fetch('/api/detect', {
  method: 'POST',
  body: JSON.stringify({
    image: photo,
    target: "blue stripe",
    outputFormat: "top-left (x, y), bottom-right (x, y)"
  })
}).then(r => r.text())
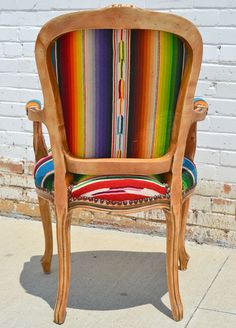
top-left (35, 158), bottom-right (54, 188)
top-left (183, 157), bottom-right (197, 185)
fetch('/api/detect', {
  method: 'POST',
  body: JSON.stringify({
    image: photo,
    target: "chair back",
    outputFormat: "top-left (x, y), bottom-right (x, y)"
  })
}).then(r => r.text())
top-left (52, 29), bottom-right (184, 159)
top-left (35, 6), bottom-right (202, 176)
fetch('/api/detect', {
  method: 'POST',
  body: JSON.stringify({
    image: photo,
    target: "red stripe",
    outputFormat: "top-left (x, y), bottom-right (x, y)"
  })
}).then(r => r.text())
top-left (91, 193), bottom-right (147, 201)
top-left (71, 178), bottom-right (167, 198)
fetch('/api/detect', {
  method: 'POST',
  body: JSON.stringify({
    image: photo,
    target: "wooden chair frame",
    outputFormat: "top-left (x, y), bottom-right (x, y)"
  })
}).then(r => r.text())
top-left (26, 4), bottom-right (208, 324)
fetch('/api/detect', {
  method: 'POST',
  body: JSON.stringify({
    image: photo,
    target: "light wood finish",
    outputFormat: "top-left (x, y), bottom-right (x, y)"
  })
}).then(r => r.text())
top-left (165, 206), bottom-right (183, 321)
top-left (65, 152), bottom-right (173, 175)
top-left (179, 198), bottom-right (190, 271)
top-left (38, 196), bottom-right (53, 273)
top-left (54, 204), bottom-right (71, 324)
top-left (25, 101), bottom-right (53, 274)
top-left (25, 4), bottom-right (208, 324)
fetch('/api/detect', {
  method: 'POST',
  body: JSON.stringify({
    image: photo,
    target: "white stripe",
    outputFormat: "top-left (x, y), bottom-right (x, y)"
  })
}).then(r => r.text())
top-left (81, 187), bottom-right (160, 198)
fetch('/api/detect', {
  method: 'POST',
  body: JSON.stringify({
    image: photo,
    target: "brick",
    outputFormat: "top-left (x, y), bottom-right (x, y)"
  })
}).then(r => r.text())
top-left (207, 98), bottom-right (236, 116)
top-left (197, 116), bottom-right (211, 132)
top-left (211, 197), bottom-right (236, 215)
top-left (202, 45), bottom-right (219, 63)
top-left (15, 201), bottom-right (40, 217)
top-left (18, 27), bottom-right (40, 42)
top-left (210, 116), bottom-right (236, 133)
top-left (0, 186), bottom-right (24, 201)
top-left (196, 163), bottom-right (217, 181)
top-left (186, 225), bottom-right (236, 248)
top-left (0, 131), bottom-right (33, 147)
top-left (35, 0), bottom-right (101, 10)
top-left (195, 148), bottom-right (220, 165)
top-left (0, 158), bottom-right (24, 174)
top-left (101, 0), bottom-right (145, 8)
top-left (220, 151), bottom-right (236, 166)
top-left (17, 58), bottom-right (37, 73)
top-left (0, 11), bottom-right (63, 27)
top-left (199, 26), bottom-right (236, 45)
top-left (215, 166), bottom-right (236, 183)
top-left (0, 117), bottom-right (23, 131)
top-left (146, 0), bottom-right (194, 9)
top-left (200, 64), bottom-right (236, 83)
top-left (198, 132), bottom-right (236, 150)
top-left (0, 73), bottom-right (40, 89)
top-left (21, 118), bottom-right (33, 133)
top-left (196, 180), bottom-right (236, 199)
top-left (0, 43), bottom-right (4, 56)
top-left (3, 173), bottom-right (35, 188)
top-left (0, 58), bottom-right (18, 72)
top-left (193, 0), bottom-right (236, 9)
top-left (22, 43), bottom-right (35, 57)
top-left (0, 145), bottom-right (34, 161)
top-left (190, 195), bottom-right (212, 212)
top-left (2, 43), bottom-right (22, 58)
top-left (195, 80), bottom-right (217, 97)
top-left (0, 58), bottom-right (37, 74)
top-left (219, 46), bottom-right (236, 63)
top-left (23, 188), bottom-right (38, 203)
top-left (0, 1), bottom-right (37, 10)
top-left (188, 211), bottom-right (236, 230)
top-left (24, 161), bottom-right (35, 175)
top-left (0, 199), bottom-right (15, 214)
top-left (216, 82), bottom-right (236, 99)
top-left (0, 87), bottom-right (42, 103)
top-left (175, 9), bottom-right (219, 26)
top-left (0, 27), bottom-right (18, 41)
top-left (219, 9), bottom-right (236, 26)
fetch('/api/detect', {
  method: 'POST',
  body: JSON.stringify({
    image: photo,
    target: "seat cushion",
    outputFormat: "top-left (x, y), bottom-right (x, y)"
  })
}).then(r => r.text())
top-left (34, 156), bottom-right (197, 203)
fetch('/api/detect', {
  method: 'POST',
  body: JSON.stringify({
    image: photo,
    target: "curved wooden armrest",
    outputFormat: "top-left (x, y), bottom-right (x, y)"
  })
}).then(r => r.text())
top-left (26, 99), bottom-right (44, 122)
top-left (192, 97), bottom-right (208, 122)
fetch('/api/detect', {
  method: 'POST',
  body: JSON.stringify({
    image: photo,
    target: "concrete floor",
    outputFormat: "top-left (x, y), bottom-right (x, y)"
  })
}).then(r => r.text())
top-left (0, 216), bottom-right (236, 328)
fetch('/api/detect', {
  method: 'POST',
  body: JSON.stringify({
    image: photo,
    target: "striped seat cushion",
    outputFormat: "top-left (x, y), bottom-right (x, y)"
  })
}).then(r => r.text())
top-left (34, 156), bottom-right (197, 203)
top-left (52, 29), bottom-right (184, 159)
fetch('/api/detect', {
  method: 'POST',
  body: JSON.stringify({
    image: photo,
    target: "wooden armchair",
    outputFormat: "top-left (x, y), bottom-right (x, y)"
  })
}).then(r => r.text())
top-left (25, 5), bottom-right (208, 324)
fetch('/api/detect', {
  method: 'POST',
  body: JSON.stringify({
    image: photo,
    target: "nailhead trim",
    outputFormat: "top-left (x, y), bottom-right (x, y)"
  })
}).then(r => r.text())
top-left (64, 182), bottom-right (173, 206)
top-left (68, 192), bottom-right (171, 204)
top-left (38, 182), bottom-right (197, 206)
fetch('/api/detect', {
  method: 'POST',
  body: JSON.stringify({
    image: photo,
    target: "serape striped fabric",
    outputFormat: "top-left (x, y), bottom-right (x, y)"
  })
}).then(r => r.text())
top-left (128, 30), bottom-right (183, 158)
top-left (34, 155), bottom-right (197, 202)
top-left (53, 30), bottom-right (113, 158)
top-left (112, 29), bottom-right (131, 158)
top-left (52, 29), bottom-right (184, 159)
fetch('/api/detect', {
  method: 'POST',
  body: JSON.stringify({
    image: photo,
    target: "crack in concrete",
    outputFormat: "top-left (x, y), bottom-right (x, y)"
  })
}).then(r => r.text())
top-left (198, 307), bottom-right (236, 316)
top-left (185, 256), bottom-right (229, 327)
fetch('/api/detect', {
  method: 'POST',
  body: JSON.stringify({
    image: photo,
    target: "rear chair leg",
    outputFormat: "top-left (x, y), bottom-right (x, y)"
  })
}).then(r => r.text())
top-left (179, 198), bottom-right (190, 271)
top-left (165, 205), bottom-right (183, 321)
top-left (38, 196), bottom-right (53, 273)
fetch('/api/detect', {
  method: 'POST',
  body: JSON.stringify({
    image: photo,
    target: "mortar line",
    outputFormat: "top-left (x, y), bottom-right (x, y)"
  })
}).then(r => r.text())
top-left (184, 256), bottom-right (229, 327)
top-left (198, 307), bottom-right (236, 316)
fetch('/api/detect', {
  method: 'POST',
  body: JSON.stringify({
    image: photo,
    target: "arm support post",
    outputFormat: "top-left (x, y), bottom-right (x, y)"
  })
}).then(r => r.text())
top-left (25, 100), bottom-right (48, 161)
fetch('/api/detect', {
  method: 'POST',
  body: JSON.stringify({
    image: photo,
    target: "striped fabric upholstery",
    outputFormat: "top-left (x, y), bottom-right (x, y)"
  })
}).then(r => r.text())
top-left (34, 156), bottom-right (197, 203)
top-left (52, 29), bottom-right (184, 159)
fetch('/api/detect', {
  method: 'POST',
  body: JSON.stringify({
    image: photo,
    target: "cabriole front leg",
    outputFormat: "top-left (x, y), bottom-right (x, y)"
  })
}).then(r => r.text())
top-left (54, 205), bottom-right (71, 325)
top-left (165, 205), bottom-right (183, 321)
top-left (179, 198), bottom-right (190, 271)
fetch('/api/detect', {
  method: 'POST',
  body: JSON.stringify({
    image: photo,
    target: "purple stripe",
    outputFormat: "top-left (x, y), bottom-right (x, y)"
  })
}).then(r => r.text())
top-left (94, 30), bottom-right (113, 157)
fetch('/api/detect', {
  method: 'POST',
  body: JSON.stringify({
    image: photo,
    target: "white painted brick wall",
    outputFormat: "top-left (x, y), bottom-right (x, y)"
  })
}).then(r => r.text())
top-left (0, 0), bottom-right (236, 184)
